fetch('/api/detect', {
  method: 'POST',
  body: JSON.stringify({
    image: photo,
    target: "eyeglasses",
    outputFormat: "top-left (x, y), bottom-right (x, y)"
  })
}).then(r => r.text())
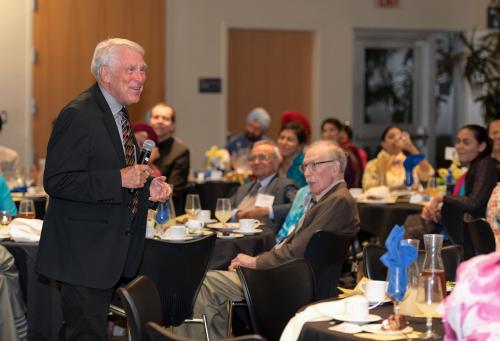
top-left (299, 159), bottom-right (336, 173)
top-left (248, 154), bottom-right (273, 162)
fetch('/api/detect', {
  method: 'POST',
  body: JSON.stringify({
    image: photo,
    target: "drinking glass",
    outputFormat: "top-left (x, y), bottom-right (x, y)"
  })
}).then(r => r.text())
top-left (215, 198), bottom-right (231, 226)
top-left (155, 199), bottom-right (176, 233)
top-left (386, 267), bottom-right (409, 319)
top-left (425, 177), bottom-right (439, 198)
top-left (416, 274), bottom-right (443, 339)
top-left (185, 194), bottom-right (201, 219)
top-left (19, 199), bottom-right (36, 219)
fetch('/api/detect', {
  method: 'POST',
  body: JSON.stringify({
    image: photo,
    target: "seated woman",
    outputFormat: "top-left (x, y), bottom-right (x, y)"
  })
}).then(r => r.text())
top-left (442, 252), bottom-right (500, 340)
top-left (362, 126), bottom-right (434, 191)
top-left (421, 125), bottom-right (497, 258)
top-left (277, 121), bottom-right (308, 188)
top-left (321, 118), bottom-right (362, 188)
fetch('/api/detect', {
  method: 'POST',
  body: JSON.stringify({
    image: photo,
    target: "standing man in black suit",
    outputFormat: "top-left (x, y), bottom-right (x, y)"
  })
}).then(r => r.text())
top-left (36, 38), bottom-right (171, 341)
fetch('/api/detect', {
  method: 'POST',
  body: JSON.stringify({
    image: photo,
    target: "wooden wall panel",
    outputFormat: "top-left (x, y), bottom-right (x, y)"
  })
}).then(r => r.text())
top-left (228, 29), bottom-right (313, 140)
top-left (33, 0), bottom-right (166, 158)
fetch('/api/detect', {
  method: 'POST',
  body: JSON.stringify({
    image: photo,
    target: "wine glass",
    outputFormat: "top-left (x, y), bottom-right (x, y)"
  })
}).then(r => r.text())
top-left (19, 199), bottom-right (36, 219)
top-left (215, 198), bottom-right (231, 226)
top-left (185, 194), bottom-right (201, 219)
top-left (155, 199), bottom-right (176, 234)
top-left (386, 267), bottom-right (409, 319)
top-left (416, 274), bottom-right (443, 339)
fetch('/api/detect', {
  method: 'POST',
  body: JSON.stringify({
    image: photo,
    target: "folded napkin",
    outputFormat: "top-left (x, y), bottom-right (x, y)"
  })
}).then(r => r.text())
top-left (8, 218), bottom-right (43, 242)
top-left (403, 154), bottom-right (424, 187)
top-left (380, 225), bottom-right (417, 301)
top-left (279, 300), bottom-right (345, 341)
top-left (363, 186), bottom-right (390, 199)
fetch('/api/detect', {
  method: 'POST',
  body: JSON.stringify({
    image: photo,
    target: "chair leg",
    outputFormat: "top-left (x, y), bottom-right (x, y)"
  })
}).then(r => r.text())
top-left (226, 301), bottom-right (234, 338)
top-left (202, 314), bottom-right (210, 341)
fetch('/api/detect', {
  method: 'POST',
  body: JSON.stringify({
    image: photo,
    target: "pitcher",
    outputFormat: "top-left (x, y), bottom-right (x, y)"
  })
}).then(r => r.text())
top-left (422, 234), bottom-right (446, 296)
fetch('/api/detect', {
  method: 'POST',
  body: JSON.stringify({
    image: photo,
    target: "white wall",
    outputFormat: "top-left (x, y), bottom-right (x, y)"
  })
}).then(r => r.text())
top-left (0, 0), bottom-right (32, 169)
top-left (167, 0), bottom-right (490, 169)
top-left (0, 0), bottom-right (491, 171)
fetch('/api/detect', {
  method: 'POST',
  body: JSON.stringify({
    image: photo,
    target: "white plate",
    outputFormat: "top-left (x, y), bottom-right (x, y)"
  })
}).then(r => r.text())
top-left (0, 230), bottom-right (10, 240)
top-left (201, 219), bottom-right (217, 225)
top-left (361, 324), bottom-right (413, 335)
top-left (160, 236), bottom-right (194, 242)
top-left (217, 232), bottom-right (244, 239)
top-left (207, 222), bottom-right (239, 230)
top-left (330, 313), bottom-right (381, 324)
top-left (368, 298), bottom-right (391, 305)
top-left (187, 230), bottom-right (213, 237)
top-left (357, 197), bottom-right (396, 204)
top-left (233, 228), bottom-right (263, 235)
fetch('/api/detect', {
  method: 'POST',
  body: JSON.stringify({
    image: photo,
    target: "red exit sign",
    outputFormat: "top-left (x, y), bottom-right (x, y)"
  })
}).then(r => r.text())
top-left (376, 0), bottom-right (399, 8)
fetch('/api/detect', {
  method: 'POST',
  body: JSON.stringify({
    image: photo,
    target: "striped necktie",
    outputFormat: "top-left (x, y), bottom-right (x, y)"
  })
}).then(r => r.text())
top-left (120, 108), bottom-right (139, 216)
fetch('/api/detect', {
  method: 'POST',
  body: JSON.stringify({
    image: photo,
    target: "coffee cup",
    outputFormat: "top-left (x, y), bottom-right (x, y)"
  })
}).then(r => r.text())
top-left (239, 219), bottom-right (259, 232)
top-left (166, 225), bottom-right (186, 239)
top-left (344, 295), bottom-right (369, 320)
top-left (361, 280), bottom-right (388, 303)
top-left (196, 210), bottom-right (211, 223)
top-left (186, 219), bottom-right (203, 232)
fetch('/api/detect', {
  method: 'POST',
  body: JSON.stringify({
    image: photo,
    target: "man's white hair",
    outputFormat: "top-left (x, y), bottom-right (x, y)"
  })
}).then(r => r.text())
top-left (90, 38), bottom-right (144, 81)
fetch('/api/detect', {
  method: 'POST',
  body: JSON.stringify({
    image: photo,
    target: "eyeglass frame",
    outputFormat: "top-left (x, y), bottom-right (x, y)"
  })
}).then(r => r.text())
top-left (299, 159), bottom-right (337, 173)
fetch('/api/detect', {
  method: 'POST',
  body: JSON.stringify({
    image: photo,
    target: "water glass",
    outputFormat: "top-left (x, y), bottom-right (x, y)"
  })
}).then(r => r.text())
top-left (215, 198), bottom-right (231, 226)
top-left (185, 194), bottom-right (201, 219)
top-left (416, 274), bottom-right (443, 339)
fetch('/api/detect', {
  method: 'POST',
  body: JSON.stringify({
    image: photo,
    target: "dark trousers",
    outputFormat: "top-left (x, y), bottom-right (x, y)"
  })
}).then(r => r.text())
top-left (59, 283), bottom-right (114, 341)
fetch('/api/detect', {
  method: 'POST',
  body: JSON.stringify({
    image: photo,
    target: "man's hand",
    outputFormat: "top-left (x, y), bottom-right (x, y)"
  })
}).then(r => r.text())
top-left (236, 207), bottom-right (269, 220)
top-left (121, 165), bottom-right (150, 189)
top-left (149, 177), bottom-right (172, 202)
top-left (228, 253), bottom-right (257, 271)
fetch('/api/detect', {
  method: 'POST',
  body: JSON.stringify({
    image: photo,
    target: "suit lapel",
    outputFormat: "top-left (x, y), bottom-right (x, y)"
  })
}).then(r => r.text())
top-left (91, 84), bottom-right (127, 166)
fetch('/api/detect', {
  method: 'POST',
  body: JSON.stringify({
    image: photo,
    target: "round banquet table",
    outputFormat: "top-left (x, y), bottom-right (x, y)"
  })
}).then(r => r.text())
top-left (0, 226), bottom-right (275, 340)
top-left (298, 303), bottom-right (445, 341)
top-left (357, 202), bottom-right (422, 241)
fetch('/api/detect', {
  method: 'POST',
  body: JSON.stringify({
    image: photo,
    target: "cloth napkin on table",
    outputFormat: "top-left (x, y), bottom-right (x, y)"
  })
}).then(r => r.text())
top-left (279, 300), bottom-right (345, 341)
top-left (403, 154), bottom-right (424, 187)
top-left (380, 225), bottom-right (417, 301)
top-left (8, 218), bottom-right (43, 242)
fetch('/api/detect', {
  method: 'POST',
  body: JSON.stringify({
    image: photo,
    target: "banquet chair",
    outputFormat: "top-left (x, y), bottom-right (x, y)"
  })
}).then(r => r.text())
top-left (138, 234), bottom-right (217, 340)
top-left (304, 231), bottom-right (354, 299)
top-left (117, 275), bottom-right (163, 341)
top-left (147, 322), bottom-right (267, 341)
top-left (463, 214), bottom-right (496, 255)
top-left (237, 258), bottom-right (315, 341)
top-left (440, 203), bottom-right (475, 259)
top-left (362, 243), bottom-right (463, 282)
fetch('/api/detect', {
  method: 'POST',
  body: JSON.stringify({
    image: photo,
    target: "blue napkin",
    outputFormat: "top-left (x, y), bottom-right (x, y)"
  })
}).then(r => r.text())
top-left (403, 154), bottom-right (425, 186)
top-left (380, 225), bottom-right (418, 301)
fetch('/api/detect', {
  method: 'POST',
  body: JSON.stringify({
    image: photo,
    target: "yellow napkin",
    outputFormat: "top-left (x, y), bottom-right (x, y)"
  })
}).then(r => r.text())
top-left (354, 331), bottom-right (421, 340)
top-left (338, 277), bottom-right (368, 298)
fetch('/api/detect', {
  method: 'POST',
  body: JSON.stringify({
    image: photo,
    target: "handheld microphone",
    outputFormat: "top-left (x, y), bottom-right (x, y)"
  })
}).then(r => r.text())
top-left (129, 139), bottom-right (156, 194)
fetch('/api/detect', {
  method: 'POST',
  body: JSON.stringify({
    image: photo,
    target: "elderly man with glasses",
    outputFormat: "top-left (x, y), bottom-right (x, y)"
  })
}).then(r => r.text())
top-left (230, 140), bottom-right (298, 233)
top-left (176, 140), bottom-right (360, 340)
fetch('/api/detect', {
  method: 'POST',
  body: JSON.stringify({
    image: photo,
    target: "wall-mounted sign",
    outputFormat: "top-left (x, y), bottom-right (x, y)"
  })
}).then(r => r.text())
top-left (199, 78), bottom-right (222, 93)
top-left (375, 0), bottom-right (399, 8)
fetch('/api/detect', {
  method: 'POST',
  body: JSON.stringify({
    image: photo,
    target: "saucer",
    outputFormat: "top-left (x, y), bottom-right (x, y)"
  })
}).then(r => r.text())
top-left (234, 228), bottom-right (263, 235)
top-left (368, 298), bottom-right (391, 305)
top-left (361, 324), bottom-right (413, 335)
top-left (161, 235), bottom-right (194, 242)
top-left (330, 313), bottom-right (381, 324)
top-left (216, 232), bottom-right (244, 239)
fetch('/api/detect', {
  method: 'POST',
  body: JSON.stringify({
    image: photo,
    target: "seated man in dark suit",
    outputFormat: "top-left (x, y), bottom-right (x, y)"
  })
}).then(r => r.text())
top-left (230, 140), bottom-right (298, 233)
top-left (149, 102), bottom-right (190, 190)
top-left (175, 140), bottom-right (360, 339)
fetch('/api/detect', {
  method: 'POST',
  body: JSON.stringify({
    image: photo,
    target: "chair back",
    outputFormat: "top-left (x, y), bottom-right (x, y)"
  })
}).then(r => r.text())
top-left (363, 243), bottom-right (463, 282)
top-left (463, 214), bottom-right (496, 255)
top-left (138, 234), bottom-right (217, 326)
top-left (441, 203), bottom-right (476, 259)
top-left (147, 322), bottom-right (267, 341)
top-left (362, 244), bottom-right (387, 281)
top-left (237, 259), bottom-right (315, 341)
top-left (304, 231), bottom-right (353, 299)
top-left (117, 275), bottom-right (163, 341)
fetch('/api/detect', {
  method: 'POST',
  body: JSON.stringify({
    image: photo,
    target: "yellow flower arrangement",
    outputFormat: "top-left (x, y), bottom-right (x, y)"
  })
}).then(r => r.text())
top-left (204, 145), bottom-right (230, 171)
top-left (437, 159), bottom-right (466, 186)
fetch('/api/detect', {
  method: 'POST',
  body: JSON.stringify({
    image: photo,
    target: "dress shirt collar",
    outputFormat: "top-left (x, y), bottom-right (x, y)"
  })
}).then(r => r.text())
top-left (312, 179), bottom-right (345, 202)
top-left (98, 84), bottom-right (123, 117)
top-left (257, 172), bottom-right (277, 189)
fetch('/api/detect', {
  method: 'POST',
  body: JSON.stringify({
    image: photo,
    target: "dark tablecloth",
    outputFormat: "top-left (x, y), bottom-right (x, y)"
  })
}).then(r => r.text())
top-left (299, 304), bottom-right (444, 340)
top-left (357, 202), bottom-right (422, 241)
top-left (192, 181), bottom-right (240, 213)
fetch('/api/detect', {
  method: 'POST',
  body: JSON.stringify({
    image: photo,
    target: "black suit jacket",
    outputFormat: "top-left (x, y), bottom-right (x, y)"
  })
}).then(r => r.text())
top-left (36, 83), bottom-right (151, 289)
top-left (153, 136), bottom-right (190, 190)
